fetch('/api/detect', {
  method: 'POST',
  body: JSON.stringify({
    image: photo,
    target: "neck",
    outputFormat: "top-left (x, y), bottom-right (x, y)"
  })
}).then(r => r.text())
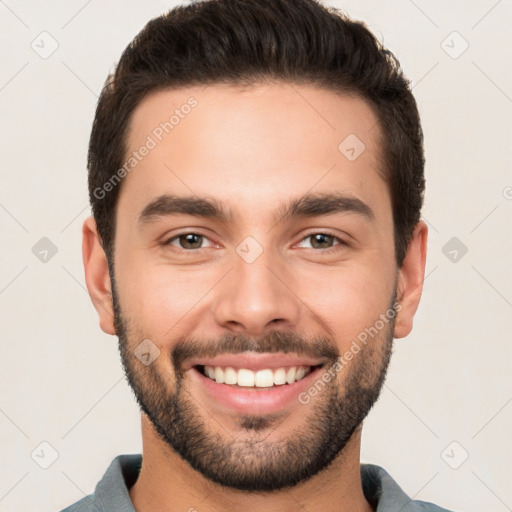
top-left (129, 415), bottom-right (373, 512)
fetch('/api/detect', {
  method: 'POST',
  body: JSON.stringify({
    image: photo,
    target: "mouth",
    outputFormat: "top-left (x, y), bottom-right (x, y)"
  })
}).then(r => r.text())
top-left (194, 363), bottom-right (324, 389)
top-left (188, 362), bottom-right (327, 415)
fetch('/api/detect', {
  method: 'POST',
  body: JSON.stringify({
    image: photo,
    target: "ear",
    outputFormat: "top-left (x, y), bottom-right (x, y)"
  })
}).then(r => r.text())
top-left (393, 220), bottom-right (428, 339)
top-left (82, 216), bottom-right (116, 335)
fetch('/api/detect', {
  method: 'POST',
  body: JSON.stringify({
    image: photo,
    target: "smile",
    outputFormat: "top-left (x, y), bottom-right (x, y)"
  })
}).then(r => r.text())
top-left (197, 364), bottom-right (320, 388)
top-left (189, 362), bottom-right (326, 415)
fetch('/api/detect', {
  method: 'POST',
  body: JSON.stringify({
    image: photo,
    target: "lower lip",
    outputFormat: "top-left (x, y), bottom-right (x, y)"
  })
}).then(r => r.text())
top-left (189, 365), bottom-right (324, 415)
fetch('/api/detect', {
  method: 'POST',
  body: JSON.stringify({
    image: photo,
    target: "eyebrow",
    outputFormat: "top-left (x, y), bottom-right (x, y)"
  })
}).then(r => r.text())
top-left (137, 192), bottom-right (375, 227)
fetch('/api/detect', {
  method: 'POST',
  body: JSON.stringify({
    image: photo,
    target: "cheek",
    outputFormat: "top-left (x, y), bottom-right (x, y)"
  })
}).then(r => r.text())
top-left (115, 258), bottom-right (216, 342)
top-left (298, 260), bottom-right (395, 347)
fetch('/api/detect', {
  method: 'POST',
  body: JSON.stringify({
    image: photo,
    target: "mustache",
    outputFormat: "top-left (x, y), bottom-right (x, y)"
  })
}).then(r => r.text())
top-left (172, 330), bottom-right (340, 374)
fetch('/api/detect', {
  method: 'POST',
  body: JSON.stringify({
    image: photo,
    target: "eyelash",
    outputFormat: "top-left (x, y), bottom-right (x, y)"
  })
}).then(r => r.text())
top-left (162, 231), bottom-right (348, 254)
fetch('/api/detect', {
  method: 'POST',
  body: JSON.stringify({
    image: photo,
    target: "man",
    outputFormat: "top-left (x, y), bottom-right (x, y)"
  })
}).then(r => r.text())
top-left (62, 0), bottom-right (452, 510)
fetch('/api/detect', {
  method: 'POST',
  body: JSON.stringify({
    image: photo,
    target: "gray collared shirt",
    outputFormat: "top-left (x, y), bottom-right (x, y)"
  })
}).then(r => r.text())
top-left (59, 454), bottom-right (453, 511)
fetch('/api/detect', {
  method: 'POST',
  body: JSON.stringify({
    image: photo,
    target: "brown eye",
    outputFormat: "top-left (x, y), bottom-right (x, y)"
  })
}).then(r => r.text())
top-left (309, 233), bottom-right (335, 249)
top-left (164, 232), bottom-right (214, 250)
top-left (178, 233), bottom-right (203, 249)
top-left (296, 232), bottom-right (346, 252)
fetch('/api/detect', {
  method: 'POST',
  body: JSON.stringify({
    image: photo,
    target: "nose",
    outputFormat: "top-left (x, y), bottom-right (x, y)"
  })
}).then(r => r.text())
top-left (212, 247), bottom-right (301, 336)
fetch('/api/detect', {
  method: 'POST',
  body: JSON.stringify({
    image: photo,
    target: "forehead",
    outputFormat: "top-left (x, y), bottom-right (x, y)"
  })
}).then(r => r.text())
top-left (119, 82), bottom-right (389, 224)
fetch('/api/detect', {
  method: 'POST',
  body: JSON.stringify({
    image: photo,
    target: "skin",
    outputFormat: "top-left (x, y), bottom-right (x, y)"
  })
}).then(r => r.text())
top-left (82, 83), bottom-right (428, 512)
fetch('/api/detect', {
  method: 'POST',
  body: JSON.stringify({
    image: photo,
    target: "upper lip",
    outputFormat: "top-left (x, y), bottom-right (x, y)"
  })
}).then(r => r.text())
top-left (184, 352), bottom-right (327, 372)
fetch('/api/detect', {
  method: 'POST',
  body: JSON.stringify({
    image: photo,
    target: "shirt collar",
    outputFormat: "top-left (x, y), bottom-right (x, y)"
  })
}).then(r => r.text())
top-left (86, 454), bottom-right (446, 512)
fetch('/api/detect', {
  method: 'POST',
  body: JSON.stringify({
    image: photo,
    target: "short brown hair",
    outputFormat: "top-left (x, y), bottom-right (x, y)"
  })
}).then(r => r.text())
top-left (88, 0), bottom-right (425, 266)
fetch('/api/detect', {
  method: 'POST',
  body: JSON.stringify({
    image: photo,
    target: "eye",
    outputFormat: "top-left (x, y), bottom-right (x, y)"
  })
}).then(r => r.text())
top-left (162, 231), bottom-right (347, 253)
top-left (296, 232), bottom-right (346, 251)
top-left (163, 232), bottom-right (216, 250)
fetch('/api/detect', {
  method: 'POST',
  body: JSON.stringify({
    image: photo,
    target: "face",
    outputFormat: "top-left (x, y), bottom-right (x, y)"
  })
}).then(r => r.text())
top-left (86, 83), bottom-right (422, 492)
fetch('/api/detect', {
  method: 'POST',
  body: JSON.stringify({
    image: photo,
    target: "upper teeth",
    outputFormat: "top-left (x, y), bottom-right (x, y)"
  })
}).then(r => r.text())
top-left (203, 365), bottom-right (312, 387)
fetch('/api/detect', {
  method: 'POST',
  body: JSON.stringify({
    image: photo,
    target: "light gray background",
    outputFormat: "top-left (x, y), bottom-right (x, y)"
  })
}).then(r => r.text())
top-left (1, 1), bottom-right (511, 511)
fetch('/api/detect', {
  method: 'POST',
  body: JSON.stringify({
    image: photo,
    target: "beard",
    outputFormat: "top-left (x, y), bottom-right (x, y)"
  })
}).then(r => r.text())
top-left (111, 271), bottom-right (396, 493)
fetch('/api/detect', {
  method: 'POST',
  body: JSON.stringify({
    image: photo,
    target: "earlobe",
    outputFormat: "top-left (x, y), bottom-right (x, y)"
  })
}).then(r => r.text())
top-left (82, 216), bottom-right (116, 335)
top-left (393, 220), bottom-right (428, 339)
